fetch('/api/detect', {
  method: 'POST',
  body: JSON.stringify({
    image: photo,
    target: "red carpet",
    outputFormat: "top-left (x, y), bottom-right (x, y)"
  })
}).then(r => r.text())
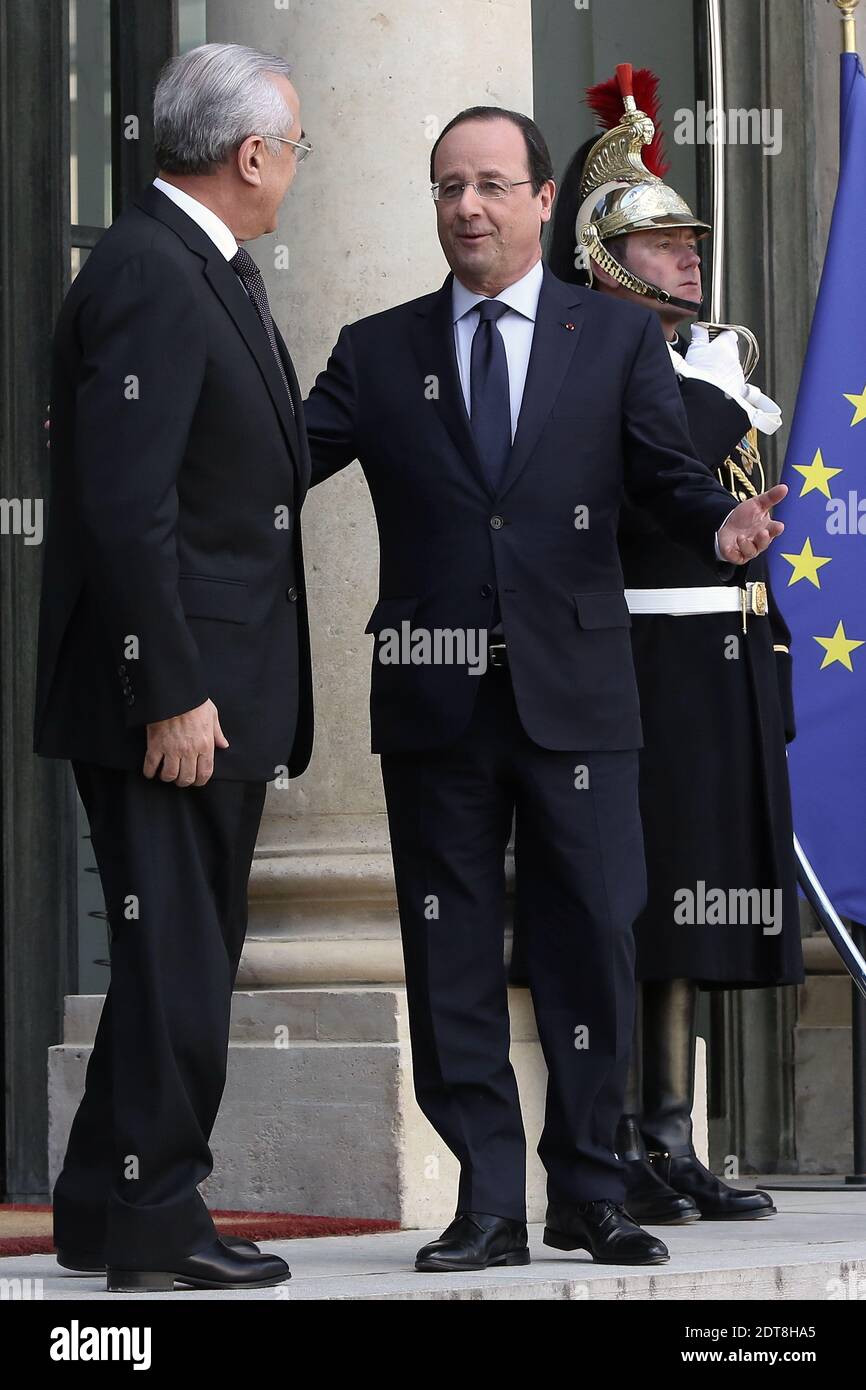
top-left (0, 1204), bottom-right (399, 1257)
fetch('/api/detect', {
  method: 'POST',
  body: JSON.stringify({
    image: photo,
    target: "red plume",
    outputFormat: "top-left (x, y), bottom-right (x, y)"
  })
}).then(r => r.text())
top-left (584, 65), bottom-right (669, 178)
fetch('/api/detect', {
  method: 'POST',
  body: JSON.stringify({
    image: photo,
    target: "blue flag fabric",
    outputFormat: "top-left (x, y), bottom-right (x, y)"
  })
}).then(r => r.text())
top-left (768, 53), bottom-right (866, 923)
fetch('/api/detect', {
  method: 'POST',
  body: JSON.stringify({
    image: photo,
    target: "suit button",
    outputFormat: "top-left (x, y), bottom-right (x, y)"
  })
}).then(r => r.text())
top-left (480, 584), bottom-right (493, 598)
top-left (286, 586), bottom-right (298, 602)
top-left (489, 515), bottom-right (504, 530)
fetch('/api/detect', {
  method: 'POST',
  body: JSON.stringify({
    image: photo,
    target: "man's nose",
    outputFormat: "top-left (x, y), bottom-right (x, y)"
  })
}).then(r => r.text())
top-left (455, 184), bottom-right (484, 216)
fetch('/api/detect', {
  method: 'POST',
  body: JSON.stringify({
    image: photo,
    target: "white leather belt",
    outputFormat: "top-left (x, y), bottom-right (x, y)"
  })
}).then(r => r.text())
top-left (625, 581), bottom-right (769, 619)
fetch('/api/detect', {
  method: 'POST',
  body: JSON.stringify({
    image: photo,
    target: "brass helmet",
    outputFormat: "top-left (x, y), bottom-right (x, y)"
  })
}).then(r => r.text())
top-left (576, 63), bottom-right (710, 314)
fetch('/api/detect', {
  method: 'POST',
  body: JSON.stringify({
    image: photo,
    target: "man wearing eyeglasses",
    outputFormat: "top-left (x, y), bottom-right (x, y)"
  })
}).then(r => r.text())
top-left (304, 106), bottom-right (786, 1273)
top-left (34, 42), bottom-right (313, 1292)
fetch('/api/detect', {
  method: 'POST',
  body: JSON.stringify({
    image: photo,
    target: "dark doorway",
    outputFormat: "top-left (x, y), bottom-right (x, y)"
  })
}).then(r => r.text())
top-left (0, 0), bottom-right (177, 1202)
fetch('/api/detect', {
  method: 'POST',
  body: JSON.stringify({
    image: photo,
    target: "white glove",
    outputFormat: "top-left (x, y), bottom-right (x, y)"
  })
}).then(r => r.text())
top-left (669, 326), bottom-right (783, 436)
top-left (683, 325), bottom-right (747, 399)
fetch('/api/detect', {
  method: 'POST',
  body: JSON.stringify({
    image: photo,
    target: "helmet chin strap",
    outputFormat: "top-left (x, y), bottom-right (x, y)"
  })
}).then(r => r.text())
top-left (581, 228), bottom-right (703, 317)
top-left (646, 285), bottom-right (703, 315)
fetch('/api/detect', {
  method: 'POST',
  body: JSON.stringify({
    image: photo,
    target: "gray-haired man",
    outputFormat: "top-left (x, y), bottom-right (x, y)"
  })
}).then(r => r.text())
top-left (34, 43), bottom-right (312, 1291)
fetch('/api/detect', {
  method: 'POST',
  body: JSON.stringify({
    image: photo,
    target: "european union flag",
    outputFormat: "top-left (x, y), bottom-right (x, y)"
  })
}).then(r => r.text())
top-left (769, 52), bottom-right (866, 923)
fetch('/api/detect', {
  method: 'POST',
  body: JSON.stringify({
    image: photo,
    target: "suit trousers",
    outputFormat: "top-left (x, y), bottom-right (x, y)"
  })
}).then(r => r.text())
top-left (53, 760), bottom-right (267, 1266)
top-left (380, 666), bottom-right (646, 1221)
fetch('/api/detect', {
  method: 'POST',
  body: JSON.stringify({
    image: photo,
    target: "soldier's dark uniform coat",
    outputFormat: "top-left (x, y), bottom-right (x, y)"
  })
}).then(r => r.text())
top-left (620, 357), bottom-right (804, 987)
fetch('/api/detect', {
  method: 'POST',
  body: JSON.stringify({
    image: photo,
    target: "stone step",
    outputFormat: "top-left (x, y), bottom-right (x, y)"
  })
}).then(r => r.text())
top-left (4, 1189), bottom-right (865, 1300)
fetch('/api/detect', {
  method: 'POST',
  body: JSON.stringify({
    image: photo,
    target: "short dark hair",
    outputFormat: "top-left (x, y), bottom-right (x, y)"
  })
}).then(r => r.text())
top-left (430, 107), bottom-right (554, 194)
top-left (605, 233), bottom-right (632, 268)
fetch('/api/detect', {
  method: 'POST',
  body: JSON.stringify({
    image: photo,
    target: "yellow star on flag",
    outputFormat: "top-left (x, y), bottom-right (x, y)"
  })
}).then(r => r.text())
top-left (780, 537), bottom-right (832, 588)
top-left (843, 385), bottom-right (866, 426)
top-left (814, 621), bottom-right (865, 672)
top-left (792, 448), bottom-right (842, 498)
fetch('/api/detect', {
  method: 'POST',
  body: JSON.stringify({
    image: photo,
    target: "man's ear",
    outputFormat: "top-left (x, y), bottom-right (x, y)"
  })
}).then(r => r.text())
top-left (591, 260), bottom-right (620, 291)
top-left (236, 134), bottom-right (265, 186)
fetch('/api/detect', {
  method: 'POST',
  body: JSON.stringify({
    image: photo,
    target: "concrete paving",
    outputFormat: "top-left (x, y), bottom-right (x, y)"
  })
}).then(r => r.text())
top-left (3, 1188), bottom-right (866, 1300)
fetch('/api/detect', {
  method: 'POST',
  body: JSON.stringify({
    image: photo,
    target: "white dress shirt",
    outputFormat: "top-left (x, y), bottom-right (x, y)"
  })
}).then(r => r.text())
top-left (452, 259), bottom-right (543, 441)
top-left (152, 177), bottom-right (239, 261)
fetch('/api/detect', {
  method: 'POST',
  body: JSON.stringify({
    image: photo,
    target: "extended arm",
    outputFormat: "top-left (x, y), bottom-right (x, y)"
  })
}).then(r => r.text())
top-left (622, 313), bottom-right (785, 565)
top-left (303, 324), bottom-right (362, 486)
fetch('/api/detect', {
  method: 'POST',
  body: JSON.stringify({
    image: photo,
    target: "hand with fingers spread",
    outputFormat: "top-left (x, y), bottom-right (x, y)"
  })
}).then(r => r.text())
top-left (717, 483), bottom-right (787, 564)
top-left (143, 698), bottom-right (229, 787)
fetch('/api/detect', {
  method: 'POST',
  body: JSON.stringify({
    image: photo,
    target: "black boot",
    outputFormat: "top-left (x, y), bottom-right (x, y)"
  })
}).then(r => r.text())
top-left (648, 1149), bottom-right (776, 1220)
top-left (618, 1115), bottom-right (701, 1225)
top-left (640, 979), bottom-right (775, 1220)
top-left (617, 988), bottom-right (699, 1225)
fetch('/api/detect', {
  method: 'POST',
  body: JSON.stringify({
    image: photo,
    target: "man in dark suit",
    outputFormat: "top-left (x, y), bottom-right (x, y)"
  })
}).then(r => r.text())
top-left (304, 105), bottom-right (786, 1271)
top-left (34, 43), bottom-right (312, 1291)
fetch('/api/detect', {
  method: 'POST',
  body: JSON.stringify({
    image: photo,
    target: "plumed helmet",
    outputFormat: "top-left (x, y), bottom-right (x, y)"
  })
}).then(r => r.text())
top-left (576, 64), bottom-right (710, 309)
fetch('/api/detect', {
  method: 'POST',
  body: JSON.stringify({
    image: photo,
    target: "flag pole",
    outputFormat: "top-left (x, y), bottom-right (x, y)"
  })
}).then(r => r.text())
top-left (793, 834), bottom-right (866, 999)
top-left (834, 0), bottom-right (861, 53)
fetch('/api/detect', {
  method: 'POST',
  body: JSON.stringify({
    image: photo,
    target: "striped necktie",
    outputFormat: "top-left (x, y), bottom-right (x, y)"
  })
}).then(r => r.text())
top-left (230, 247), bottom-right (295, 415)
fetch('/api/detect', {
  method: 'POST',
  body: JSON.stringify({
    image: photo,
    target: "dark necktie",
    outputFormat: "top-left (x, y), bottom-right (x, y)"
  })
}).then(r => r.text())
top-left (230, 246), bottom-right (295, 414)
top-left (470, 298), bottom-right (512, 493)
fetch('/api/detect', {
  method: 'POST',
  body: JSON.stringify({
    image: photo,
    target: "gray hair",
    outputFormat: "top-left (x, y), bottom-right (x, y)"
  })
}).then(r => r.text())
top-left (154, 42), bottom-right (294, 174)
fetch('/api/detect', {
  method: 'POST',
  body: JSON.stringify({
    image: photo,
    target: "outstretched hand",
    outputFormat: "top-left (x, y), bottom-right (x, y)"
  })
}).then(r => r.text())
top-left (717, 484), bottom-right (787, 564)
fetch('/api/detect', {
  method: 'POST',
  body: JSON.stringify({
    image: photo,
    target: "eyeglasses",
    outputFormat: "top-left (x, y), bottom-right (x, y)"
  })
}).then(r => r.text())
top-left (259, 132), bottom-right (313, 163)
top-left (431, 179), bottom-right (532, 203)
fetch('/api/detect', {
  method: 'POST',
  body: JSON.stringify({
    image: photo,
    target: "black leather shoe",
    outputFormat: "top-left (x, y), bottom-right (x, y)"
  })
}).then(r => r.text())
top-left (415, 1213), bottom-right (530, 1272)
top-left (57, 1234), bottom-right (260, 1274)
top-left (649, 1150), bottom-right (776, 1220)
top-left (544, 1199), bottom-right (669, 1264)
top-left (106, 1237), bottom-right (290, 1291)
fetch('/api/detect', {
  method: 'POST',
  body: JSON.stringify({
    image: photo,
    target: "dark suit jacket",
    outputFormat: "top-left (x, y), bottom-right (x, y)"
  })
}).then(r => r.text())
top-left (34, 183), bottom-right (314, 781)
top-left (304, 265), bottom-right (737, 754)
